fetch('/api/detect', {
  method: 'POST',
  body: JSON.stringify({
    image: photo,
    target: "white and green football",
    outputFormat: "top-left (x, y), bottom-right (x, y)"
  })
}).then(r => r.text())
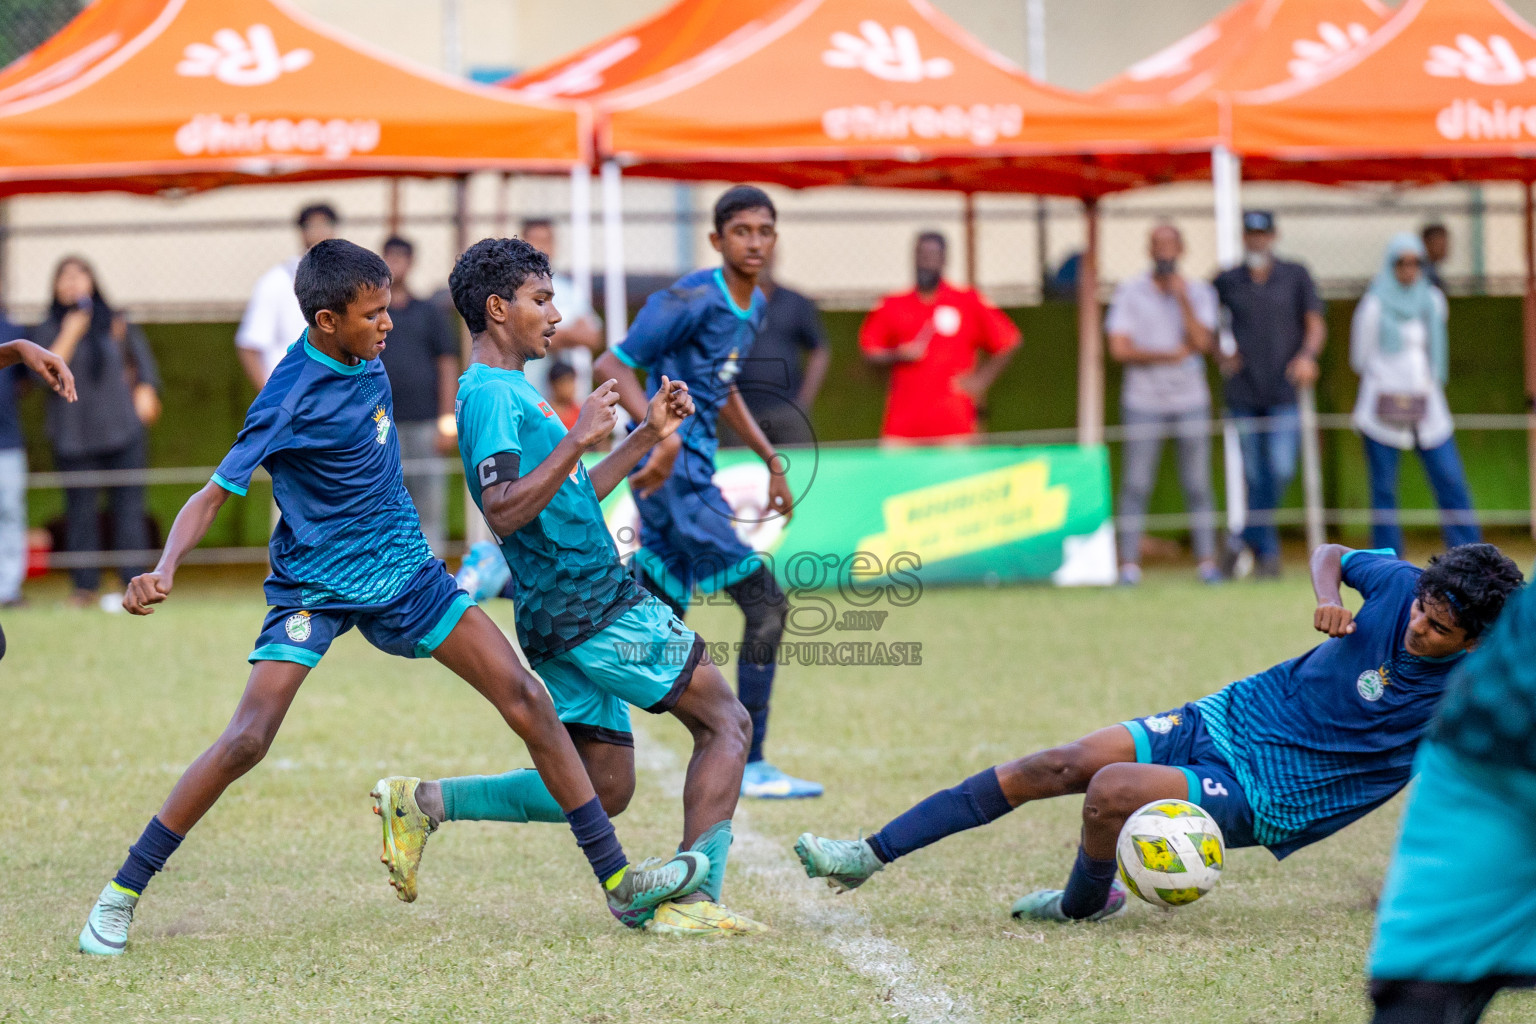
top-left (1115, 799), bottom-right (1225, 908)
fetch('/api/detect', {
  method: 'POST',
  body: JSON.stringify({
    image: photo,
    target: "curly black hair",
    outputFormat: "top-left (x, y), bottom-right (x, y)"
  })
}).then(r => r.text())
top-left (1416, 543), bottom-right (1525, 639)
top-left (449, 237), bottom-right (552, 335)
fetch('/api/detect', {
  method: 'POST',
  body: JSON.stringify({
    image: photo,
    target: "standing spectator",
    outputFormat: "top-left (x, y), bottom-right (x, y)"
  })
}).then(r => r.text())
top-left (859, 232), bottom-right (1020, 443)
top-left (237, 203), bottom-right (337, 390)
top-left (33, 257), bottom-right (161, 608)
top-left (0, 312), bottom-right (30, 606)
top-left (520, 218), bottom-right (602, 399)
top-left (1421, 223), bottom-right (1449, 293)
top-left (1213, 210), bottom-right (1325, 577)
top-left (1106, 224), bottom-right (1221, 585)
top-left (379, 235), bottom-right (458, 552)
top-left (725, 253), bottom-right (830, 447)
top-left (1351, 232), bottom-right (1478, 556)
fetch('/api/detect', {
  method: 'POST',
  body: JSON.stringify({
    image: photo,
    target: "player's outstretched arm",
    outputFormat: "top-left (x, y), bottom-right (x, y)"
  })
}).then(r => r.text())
top-left (0, 338), bottom-right (76, 401)
top-left (123, 481), bottom-right (230, 615)
top-left (589, 376), bottom-right (694, 501)
top-left (480, 381), bottom-right (621, 536)
top-left (1310, 543), bottom-right (1356, 637)
top-left (594, 350), bottom-right (683, 499)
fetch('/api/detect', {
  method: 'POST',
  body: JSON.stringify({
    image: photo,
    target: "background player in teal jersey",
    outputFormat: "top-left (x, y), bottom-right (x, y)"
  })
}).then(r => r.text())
top-left (1368, 570), bottom-right (1536, 1023)
top-left (77, 241), bottom-right (705, 957)
top-left (380, 237), bottom-right (764, 936)
top-left (594, 185), bottom-right (820, 801)
top-left (795, 543), bottom-right (1522, 925)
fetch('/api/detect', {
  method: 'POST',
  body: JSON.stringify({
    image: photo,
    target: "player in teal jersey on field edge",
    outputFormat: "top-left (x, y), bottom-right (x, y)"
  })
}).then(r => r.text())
top-left (795, 543), bottom-right (1521, 924)
top-left (378, 236), bottom-right (765, 935)
top-left (77, 240), bottom-right (705, 957)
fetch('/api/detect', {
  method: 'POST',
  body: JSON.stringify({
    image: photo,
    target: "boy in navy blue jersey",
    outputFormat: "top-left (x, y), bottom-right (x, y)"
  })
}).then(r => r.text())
top-left (795, 544), bottom-right (1522, 924)
top-left (77, 240), bottom-right (706, 957)
top-left (594, 185), bottom-right (820, 801)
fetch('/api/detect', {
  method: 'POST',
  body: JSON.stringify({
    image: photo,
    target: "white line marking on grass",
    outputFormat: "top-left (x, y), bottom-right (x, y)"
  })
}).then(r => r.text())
top-left (632, 731), bottom-right (972, 1024)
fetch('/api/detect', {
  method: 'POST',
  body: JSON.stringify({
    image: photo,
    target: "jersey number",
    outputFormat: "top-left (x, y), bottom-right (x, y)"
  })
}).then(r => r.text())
top-left (1202, 778), bottom-right (1229, 799)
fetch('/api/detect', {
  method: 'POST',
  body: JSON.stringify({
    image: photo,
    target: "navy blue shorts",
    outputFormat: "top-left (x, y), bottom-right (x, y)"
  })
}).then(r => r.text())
top-left (250, 559), bottom-right (475, 668)
top-left (1120, 702), bottom-right (1258, 848)
top-left (633, 472), bottom-right (761, 611)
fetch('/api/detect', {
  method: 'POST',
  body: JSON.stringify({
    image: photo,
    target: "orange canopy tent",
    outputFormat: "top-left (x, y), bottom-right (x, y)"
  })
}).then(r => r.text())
top-left (0, 0), bottom-right (586, 197)
top-left (1231, 0), bottom-right (1536, 182)
top-left (506, 0), bottom-right (785, 100)
top-left (576, 0), bottom-right (1223, 444)
top-left (594, 0), bottom-right (1220, 196)
top-left (1092, 0), bottom-right (1388, 106)
top-left (1224, 0), bottom-right (1536, 531)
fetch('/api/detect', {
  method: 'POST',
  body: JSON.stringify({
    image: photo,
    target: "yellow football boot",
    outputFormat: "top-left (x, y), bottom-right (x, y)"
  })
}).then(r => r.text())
top-left (645, 899), bottom-right (769, 936)
top-left (371, 776), bottom-right (437, 902)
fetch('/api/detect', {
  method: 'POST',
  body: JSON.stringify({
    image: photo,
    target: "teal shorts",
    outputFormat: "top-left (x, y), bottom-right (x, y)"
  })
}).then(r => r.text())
top-left (1371, 741), bottom-right (1536, 982)
top-left (536, 594), bottom-right (704, 746)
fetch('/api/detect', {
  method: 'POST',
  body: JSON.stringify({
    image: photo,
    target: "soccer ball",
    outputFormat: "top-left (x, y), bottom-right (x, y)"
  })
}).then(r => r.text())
top-left (1115, 799), bottom-right (1225, 908)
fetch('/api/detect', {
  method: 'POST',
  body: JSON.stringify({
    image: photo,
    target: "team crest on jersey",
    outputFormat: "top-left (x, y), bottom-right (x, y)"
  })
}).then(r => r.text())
top-left (717, 347), bottom-right (741, 384)
top-left (284, 611), bottom-right (312, 642)
top-left (1357, 667), bottom-right (1387, 702)
top-left (1143, 712), bottom-right (1182, 735)
top-left (372, 405), bottom-right (391, 444)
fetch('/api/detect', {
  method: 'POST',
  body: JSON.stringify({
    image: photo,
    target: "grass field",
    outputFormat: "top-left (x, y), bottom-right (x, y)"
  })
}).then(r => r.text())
top-left (6, 564), bottom-right (1535, 1023)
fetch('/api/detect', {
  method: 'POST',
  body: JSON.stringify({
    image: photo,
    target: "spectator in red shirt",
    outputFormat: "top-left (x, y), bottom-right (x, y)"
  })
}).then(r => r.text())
top-left (859, 232), bottom-right (1020, 442)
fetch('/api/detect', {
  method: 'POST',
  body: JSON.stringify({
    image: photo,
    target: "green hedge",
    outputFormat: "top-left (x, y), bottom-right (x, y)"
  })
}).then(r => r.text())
top-left (17, 297), bottom-right (1528, 546)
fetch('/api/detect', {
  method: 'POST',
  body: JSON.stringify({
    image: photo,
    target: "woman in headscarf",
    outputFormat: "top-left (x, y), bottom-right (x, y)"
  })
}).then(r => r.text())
top-left (32, 256), bottom-right (162, 608)
top-left (1350, 232), bottom-right (1477, 557)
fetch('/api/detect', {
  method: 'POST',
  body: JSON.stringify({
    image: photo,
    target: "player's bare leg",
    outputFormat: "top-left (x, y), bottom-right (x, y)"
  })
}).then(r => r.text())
top-left (647, 656), bottom-right (765, 935)
top-left (390, 607), bottom-right (706, 921)
top-left (81, 661), bottom-right (309, 955)
top-left (797, 725), bottom-right (1142, 893)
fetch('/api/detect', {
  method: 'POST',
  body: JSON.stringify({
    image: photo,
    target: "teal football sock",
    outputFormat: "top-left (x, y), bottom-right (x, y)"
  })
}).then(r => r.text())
top-left (440, 770), bottom-right (565, 823)
top-left (687, 820), bottom-right (733, 902)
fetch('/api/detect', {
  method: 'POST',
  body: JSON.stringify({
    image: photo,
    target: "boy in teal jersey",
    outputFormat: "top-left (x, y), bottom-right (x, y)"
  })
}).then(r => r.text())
top-left (1368, 572), bottom-right (1536, 1023)
top-left (77, 241), bottom-right (705, 957)
top-left (380, 237), bottom-right (764, 935)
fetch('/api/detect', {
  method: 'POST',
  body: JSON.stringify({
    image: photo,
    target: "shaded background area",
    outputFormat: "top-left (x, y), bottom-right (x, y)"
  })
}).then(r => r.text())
top-left (16, 296), bottom-right (1527, 551)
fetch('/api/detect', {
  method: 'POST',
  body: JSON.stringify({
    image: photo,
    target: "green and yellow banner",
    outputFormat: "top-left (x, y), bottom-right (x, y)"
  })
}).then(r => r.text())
top-left (596, 444), bottom-right (1115, 589)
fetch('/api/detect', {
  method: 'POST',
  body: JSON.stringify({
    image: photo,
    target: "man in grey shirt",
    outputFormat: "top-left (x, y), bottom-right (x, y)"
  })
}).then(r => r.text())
top-left (1106, 223), bottom-right (1220, 585)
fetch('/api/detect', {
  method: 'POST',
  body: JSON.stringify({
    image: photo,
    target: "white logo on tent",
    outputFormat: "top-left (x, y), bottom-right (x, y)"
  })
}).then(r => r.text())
top-left (521, 36), bottom-right (641, 98)
top-left (1287, 21), bottom-right (1373, 80)
top-left (1425, 34), bottom-right (1536, 85)
top-left (822, 21), bottom-right (953, 82)
top-left (177, 25), bottom-right (313, 86)
top-left (1125, 24), bottom-right (1220, 82)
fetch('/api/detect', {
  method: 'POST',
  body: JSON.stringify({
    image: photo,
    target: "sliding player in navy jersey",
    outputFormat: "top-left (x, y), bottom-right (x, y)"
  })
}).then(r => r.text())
top-left (379, 237), bottom-right (764, 935)
top-left (78, 240), bottom-right (705, 956)
top-left (795, 544), bottom-right (1521, 924)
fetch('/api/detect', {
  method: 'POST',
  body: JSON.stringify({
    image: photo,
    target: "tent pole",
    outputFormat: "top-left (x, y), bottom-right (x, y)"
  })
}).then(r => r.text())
top-left (386, 179), bottom-right (402, 236)
top-left (1076, 197), bottom-right (1102, 447)
top-left (602, 160), bottom-right (627, 350)
top-left (570, 163), bottom-right (594, 400)
top-left (963, 192), bottom-right (977, 286)
top-left (454, 173), bottom-right (488, 548)
top-left (1525, 181), bottom-right (1536, 540)
top-left (1212, 145), bottom-right (1249, 547)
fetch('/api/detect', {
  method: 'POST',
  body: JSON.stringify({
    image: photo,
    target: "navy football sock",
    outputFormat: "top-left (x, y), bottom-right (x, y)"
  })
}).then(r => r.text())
top-left (564, 797), bottom-right (627, 887)
top-left (737, 661), bottom-right (774, 764)
top-left (112, 816), bottom-right (185, 896)
top-left (1059, 843), bottom-right (1118, 919)
top-left (867, 768), bottom-right (1014, 863)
